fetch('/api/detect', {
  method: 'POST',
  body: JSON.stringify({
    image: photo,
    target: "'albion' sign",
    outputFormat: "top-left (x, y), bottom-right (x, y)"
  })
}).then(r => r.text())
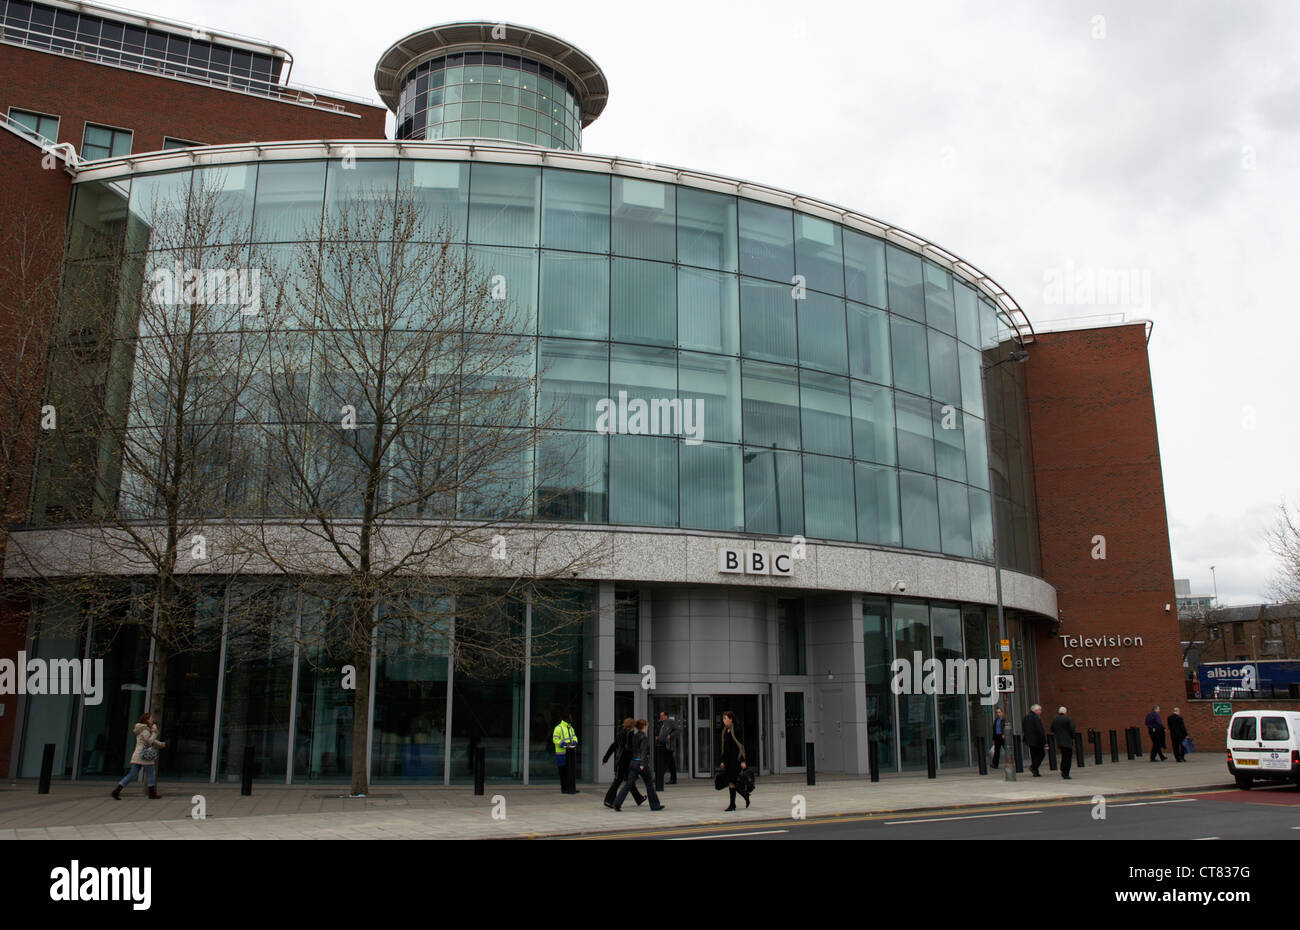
top-left (1059, 633), bottom-right (1145, 668)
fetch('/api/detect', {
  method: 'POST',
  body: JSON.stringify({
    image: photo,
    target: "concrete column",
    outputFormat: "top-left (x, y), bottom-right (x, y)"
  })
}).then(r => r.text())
top-left (595, 581), bottom-right (616, 782)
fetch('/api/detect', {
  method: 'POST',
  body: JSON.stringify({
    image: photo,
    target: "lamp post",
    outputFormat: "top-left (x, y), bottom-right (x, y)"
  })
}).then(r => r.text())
top-left (1210, 565), bottom-right (1218, 606)
top-left (980, 347), bottom-right (1029, 782)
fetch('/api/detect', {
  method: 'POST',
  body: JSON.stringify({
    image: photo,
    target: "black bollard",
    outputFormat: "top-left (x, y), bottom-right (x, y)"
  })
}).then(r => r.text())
top-left (1131, 726), bottom-right (1143, 759)
top-left (806, 742), bottom-right (816, 785)
top-left (1013, 734), bottom-right (1024, 773)
top-left (38, 743), bottom-right (55, 794)
top-left (977, 736), bottom-right (988, 775)
top-left (241, 745), bottom-right (254, 796)
top-left (1047, 736), bottom-right (1058, 771)
top-left (1091, 730), bottom-right (1103, 765)
top-left (654, 745), bottom-right (664, 791)
top-left (473, 746), bottom-right (486, 796)
top-left (1125, 727), bottom-right (1136, 760)
top-left (925, 738), bottom-right (936, 779)
top-left (1109, 729), bottom-right (1119, 762)
top-left (868, 740), bottom-right (879, 783)
top-left (1074, 732), bottom-right (1085, 769)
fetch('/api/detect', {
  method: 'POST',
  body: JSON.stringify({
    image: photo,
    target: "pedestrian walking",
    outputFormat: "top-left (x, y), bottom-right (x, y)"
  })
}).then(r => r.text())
top-left (1167, 707), bottom-right (1189, 763)
top-left (603, 717), bottom-right (645, 808)
top-left (1145, 705), bottom-right (1167, 761)
top-left (656, 710), bottom-right (679, 785)
top-left (1050, 706), bottom-right (1077, 779)
top-left (1022, 704), bottom-right (1047, 776)
top-left (612, 719), bottom-right (665, 812)
top-left (553, 710), bottom-right (580, 793)
top-left (991, 707), bottom-right (1006, 767)
top-left (111, 712), bottom-right (166, 800)
top-left (719, 710), bottom-right (750, 811)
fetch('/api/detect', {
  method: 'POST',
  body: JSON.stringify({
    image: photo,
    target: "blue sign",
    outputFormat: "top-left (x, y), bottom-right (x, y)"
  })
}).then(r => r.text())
top-left (1197, 660), bottom-right (1300, 696)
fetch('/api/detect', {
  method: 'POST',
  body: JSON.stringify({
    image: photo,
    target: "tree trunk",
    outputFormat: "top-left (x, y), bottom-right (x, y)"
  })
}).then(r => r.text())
top-left (149, 638), bottom-right (169, 723)
top-left (350, 639), bottom-right (372, 796)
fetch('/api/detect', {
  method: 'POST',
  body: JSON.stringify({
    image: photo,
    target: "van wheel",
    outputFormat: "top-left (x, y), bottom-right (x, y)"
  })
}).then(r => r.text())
top-left (1234, 775), bottom-right (1252, 790)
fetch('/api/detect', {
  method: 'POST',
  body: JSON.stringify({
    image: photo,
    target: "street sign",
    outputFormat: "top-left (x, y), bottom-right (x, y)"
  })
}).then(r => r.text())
top-left (1212, 701), bottom-right (1232, 716)
top-left (996, 675), bottom-right (1014, 693)
top-left (999, 640), bottom-right (1010, 651)
top-left (1001, 654), bottom-right (1012, 671)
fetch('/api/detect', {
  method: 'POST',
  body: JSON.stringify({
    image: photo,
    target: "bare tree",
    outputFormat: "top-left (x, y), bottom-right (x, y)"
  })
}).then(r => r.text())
top-left (243, 181), bottom-right (602, 795)
top-left (1265, 498), bottom-right (1300, 604)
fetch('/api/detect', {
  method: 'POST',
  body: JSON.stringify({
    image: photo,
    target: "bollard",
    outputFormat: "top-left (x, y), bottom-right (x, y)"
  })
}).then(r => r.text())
top-left (1109, 729), bottom-right (1119, 762)
top-left (654, 744), bottom-right (664, 791)
top-left (868, 740), bottom-right (880, 783)
top-left (1047, 736), bottom-right (1057, 771)
top-left (806, 742), bottom-right (816, 786)
top-left (1013, 734), bottom-right (1024, 773)
top-left (241, 745), bottom-right (254, 796)
top-left (1131, 726), bottom-right (1143, 759)
top-left (926, 738), bottom-right (936, 779)
top-left (1125, 727), bottom-right (1136, 760)
top-left (1091, 730), bottom-right (1103, 765)
top-left (473, 746), bottom-right (486, 796)
top-left (1074, 732), bottom-right (1085, 769)
top-left (977, 736), bottom-right (988, 775)
top-left (38, 743), bottom-right (55, 794)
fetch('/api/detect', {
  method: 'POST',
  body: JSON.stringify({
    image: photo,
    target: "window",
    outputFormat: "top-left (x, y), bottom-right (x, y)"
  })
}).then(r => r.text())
top-left (614, 590), bottom-right (638, 674)
top-left (778, 599), bottom-right (807, 675)
top-left (1229, 716), bottom-right (1255, 741)
top-left (81, 122), bottom-right (132, 160)
top-left (7, 108), bottom-right (59, 143)
top-left (1261, 716), bottom-right (1290, 741)
top-left (1232, 623), bottom-right (1244, 644)
top-left (162, 137), bottom-right (202, 150)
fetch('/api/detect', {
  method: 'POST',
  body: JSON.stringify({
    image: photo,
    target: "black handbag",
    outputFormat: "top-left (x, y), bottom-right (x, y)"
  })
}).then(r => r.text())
top-left (713, 768), bottom-right (728, 790)
top-left (738, 766), bottom-right (757, 794)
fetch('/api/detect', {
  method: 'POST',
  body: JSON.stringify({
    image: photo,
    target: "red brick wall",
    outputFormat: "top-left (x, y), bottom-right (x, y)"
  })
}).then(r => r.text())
top-left (0, 42), bottom-right (387, 155)
top-left (1026, 324), bottom-right (1184, 736)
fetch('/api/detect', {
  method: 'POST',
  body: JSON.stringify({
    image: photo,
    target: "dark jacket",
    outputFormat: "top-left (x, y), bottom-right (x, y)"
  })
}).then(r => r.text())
top-left (1167, 713), bottom-right (1188, 743)
top-left (1022, 712), bottom-right (1047, 748)
top-left (719, 725), bottom-right (746, 772)
top-left (626, 729), bottom-right (651, 768)
top-left (1050, 714), bottom-right (1077, 749)
top-left (656, 717), bottom-right (679, 751)
top-left (1145, 711), bottom-right (1166, 747)
top-left (993, 715), bottom-right (1005, 739)
top-left (602, 726), bottom-right (634, 768)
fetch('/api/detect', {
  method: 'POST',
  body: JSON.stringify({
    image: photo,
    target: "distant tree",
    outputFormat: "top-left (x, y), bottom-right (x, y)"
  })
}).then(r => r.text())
top-left (1265, 498), bottom-right (1300, 603)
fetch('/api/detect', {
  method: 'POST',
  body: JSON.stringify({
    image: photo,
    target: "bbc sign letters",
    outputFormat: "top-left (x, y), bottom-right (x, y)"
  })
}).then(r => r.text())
top-left (718, 547), bottom-right (793, 577)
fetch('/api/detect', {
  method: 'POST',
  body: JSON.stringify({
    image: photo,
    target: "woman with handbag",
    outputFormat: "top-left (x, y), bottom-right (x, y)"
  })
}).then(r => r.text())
top-left (718, 710), bottom-right (750, 811)
top-left (111, 712), bottom-right (166, 800)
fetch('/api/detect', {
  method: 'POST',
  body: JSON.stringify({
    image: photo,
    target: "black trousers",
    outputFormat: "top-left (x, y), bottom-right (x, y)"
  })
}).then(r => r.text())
top-left (991, 735), bottom-right (1004, 767)
top-left (557, 750), bottom-right (578, 793)
top-left (1172, 738), bottom-right (1185, 762)
top-left (1028, 745), bottom-right (1045, 774)
top-left (1059, 746), bottom-right (1073, 777)
top-left (604, 762), bottom-right (644, 806)
top-left (660, 746), bottom-right (677, 782)
top-left (1149, 733), bottom-right (1166, 760)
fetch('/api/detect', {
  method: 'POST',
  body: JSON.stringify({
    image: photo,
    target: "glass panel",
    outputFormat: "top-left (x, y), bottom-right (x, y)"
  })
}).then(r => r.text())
top-left (677, 187), bottom-right (737, 271)
top-left (803, 454), bottom-right (855, 541)
top-left (970, 488), bottom-right (994, 560)
top-left (125, 170), bottom-right (192, 248)
top-left (678, 268), bottom-right (739, 355)
top-left (529, 595), bottom-right (593, 783)
top-left (799, 371), bottom-right (852, 457)
top-left (778, 600), bottom-right (806, 675)
top-left (677, 351), bottom-right (740, 444)
top-left (923, 262), bottom-right (956, 335)
top-left (535, 430), bottom-right (608, 522)
top-left (890, 316), bottom-right (929, 397)
top-left (372, 608), bottom-right (450, 781)
top-left (794, 213), bottom-right (843, 296)
top-left (885, 244), bottom-right (925, 323)
top-left (844, 230), bottom-right (887, 309)
top-left (610, 343), bottom-right (675, 403)
top-left (863, 598), bottom-right (895, 770)
top-left (784, 691), bottom-right (806, 766)
top-left (469, 162), bottom-right (540, 247)
top-left (954, 280), bottom-right (981, 347)
top-left (958, 343), bottom-right (984, 418)
top-left (931, 606), bottom-right (967, 766)
top-left (900, 472), bottom-right (940, 552)
top-left (295, 593), bottom-right (356, 781)
top-left (933, 402), bottom-right (966, 482)
top-left (468, 245), bottom-right (537, 334)
top-left (188, 163), bottom-right (257, 246)
top-left (847, 301), bottom-right (891, 386)
top-left (451, 599), bottom-right (525, 782)
top-left (157, 589), bottom-right (222, 778)
top-left (610, 434), bottom-right (678, 526)
top-left (611, 258), bottom-right (675, 346)
top-left (541, 168), bottom-right (609, 252)
top-left (979, 298), bottom-right (1000, 350)
top-left (68, 178), bottom-right (131, 259)
top-left (539, 251), bottom-right (608, 338)
top-left (740, 277), bottom-right (796, 364)
top-left (743, 446), bottom-right (803, 535)
top-left (738, 200), bottom-right (793, 282)
top-left (400, 160), bottom-right (469, 242)
top-left (538, 338), bottom-right (608, 430)
top-left (928, 330), bottom-right (961, 409)
top-left (855, 463), bottom-right (900, 545)
top-left (612, 178), bottom-right (674, 261)
top-left (323, 158), bottom-right (398, 233)
top-left (742, 360), bottom-right (800, 450)
top-left (938, 479), bottom-right (973, 557)
top-left (797, 292), bottom-right (847, 373)
top-left (614, 591), bottom-right (638, 675)
top-left (253, 160), bottom-right (325, 242)
top-left (893, 601), bottom-right (933, 771)
top-left (679, 441), bottom-right (744, 531)
top-left (850, 381), bottom-right (895, 466)
top-left (964, 415), bottom-right (989, 490)
top-left (895, 392), bottom-right (934, 474)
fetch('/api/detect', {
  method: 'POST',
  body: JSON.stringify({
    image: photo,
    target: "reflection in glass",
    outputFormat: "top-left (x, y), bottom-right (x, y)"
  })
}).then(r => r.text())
top-left (803, 454), bottom-right (855, 541)
top-left (677, 187), bottom-right (737, 271)
top-left (739, 200), bottom-right (793, 282)
top-left (863, 598), bottom-right (895, 770)
top-left (679, 268), bottom-right (739, 355)
top-left (900, 471), bottom-right (940, 552)
top-left (680, 441), bottom-right (744, 531)
top-left (855, 463), bottom-right (900, 545)
top-left (893, 601), bottom-right (933, 771)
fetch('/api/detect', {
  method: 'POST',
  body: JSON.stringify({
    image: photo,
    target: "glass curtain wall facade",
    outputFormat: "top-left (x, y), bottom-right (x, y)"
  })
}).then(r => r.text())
top-left (44, 156), bottom-right (1039, 573)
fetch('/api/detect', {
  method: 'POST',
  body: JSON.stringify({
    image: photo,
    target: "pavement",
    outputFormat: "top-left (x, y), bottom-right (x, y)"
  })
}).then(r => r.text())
top-left (0, 753), bottom-right (1237, 840)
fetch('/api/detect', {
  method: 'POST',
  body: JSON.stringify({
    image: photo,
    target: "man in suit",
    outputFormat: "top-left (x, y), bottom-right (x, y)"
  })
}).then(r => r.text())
top-left (1050, 706), bottom-right (1077, 779)
top-left (1145, 705), bottom-right (1168, 761)
top-left (656, 711), bottom-right (679, 785)
top-left (1022, 704), bottom-right (1048, 776)
top-left (1167, 707), bottom-right (1189, 762)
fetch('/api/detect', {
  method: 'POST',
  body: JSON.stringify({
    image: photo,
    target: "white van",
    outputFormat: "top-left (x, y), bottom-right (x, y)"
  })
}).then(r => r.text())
top-left (1225, 710), bottom-right (1300, 790)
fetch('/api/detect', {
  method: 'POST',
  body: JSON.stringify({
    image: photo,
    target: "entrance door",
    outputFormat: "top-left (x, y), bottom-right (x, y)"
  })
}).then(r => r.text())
top-left (692, 695), bottom-right (713, 777)
top-left (783, 691), bottom-right (806, 768)
top-left (651, 695), bottom-right (689, 781)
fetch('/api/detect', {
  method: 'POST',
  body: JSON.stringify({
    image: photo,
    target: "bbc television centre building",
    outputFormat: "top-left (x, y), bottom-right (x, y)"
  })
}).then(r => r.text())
top-left (2, 9), bottom-right (1184, 786)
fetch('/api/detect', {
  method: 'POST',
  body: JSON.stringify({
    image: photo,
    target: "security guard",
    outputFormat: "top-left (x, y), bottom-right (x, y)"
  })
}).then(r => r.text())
top-left (552, 711), bottom-right (579, 793)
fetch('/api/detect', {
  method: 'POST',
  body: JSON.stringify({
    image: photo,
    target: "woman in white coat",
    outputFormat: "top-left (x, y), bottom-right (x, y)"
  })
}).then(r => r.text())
top-left (111, 712), bottom-right (166, 799)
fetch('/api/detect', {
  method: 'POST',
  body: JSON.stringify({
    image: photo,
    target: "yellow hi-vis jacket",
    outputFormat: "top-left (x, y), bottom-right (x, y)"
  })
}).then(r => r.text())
top-left (553, 720), bottom-right (578, 756)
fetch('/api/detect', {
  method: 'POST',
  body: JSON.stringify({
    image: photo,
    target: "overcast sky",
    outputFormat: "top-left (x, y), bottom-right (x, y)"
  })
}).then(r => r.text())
top-left (146, 0), bottom-right (1298, 604)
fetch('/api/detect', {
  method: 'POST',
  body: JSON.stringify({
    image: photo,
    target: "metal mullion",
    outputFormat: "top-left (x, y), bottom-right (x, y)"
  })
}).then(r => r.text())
top-left (209, 582), bottom-right (230, 783)
top-left (285, 587), bottom-right (302, 784)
